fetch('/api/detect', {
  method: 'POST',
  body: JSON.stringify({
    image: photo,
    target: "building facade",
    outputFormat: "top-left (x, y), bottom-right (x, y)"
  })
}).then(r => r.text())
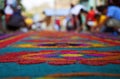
top-left (80, 0), bottom-right (106, 10)
top-left (55, 0), bottom-right (79, 9)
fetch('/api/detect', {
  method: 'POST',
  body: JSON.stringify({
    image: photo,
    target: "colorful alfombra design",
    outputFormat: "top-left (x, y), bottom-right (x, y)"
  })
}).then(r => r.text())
top-left (0, 50), bottom-right (120, 66)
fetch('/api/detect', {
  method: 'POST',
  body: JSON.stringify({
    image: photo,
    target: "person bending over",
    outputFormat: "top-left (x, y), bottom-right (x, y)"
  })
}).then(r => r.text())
top-left (96, 5), bottom-right (120, 34)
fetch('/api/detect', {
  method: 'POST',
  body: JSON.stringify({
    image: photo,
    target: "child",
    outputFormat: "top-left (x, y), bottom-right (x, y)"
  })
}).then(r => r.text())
top-left (91, 14), bottom-right (107, 32)
top-left (81, 9), bottom-right (96, 32)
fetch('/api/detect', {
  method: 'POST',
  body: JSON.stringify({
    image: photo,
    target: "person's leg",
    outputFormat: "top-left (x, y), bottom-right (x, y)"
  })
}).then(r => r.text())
top-left (106, 18), bottom-right (120, 28)
top-left (104, 27), bottom-right (114, 32)
top-left (105, 18), bottom-right (120, 33)
top-left (86, 24), bottom-right (91, 32)
top-left (76, 15), bottom-right (83, 33)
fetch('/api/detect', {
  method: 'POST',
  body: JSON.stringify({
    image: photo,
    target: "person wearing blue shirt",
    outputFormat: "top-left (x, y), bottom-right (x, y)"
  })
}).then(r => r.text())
top-left (96, 5), bottom-right (120, 34)
top-left (107, 6), bottom-right (120, 20)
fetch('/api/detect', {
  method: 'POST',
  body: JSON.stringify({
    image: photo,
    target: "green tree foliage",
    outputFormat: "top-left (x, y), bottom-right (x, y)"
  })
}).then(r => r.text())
top-left (0, 0), bottom-right (4, 9)
top-left (79, 0), bottom-right (88, 3)
top-left (18, 0), bottom-right (25, 11)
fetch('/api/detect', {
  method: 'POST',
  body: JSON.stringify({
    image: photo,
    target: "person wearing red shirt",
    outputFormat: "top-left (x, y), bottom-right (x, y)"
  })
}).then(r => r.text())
top-left (86, 7), bottom-right (96, 31)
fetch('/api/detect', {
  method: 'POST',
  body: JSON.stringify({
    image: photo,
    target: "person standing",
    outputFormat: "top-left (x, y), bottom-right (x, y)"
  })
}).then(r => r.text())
top-left (0, 10), bottom-right (6, 33)
top-left (71, 4), bottom-right (86, 33)
top-left (4, 5), bottom-right (14, 23)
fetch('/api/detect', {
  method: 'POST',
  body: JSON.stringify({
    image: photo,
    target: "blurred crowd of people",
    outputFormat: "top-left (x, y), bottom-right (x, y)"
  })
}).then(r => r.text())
top-left (64, 2), bottom-right (120, 35)
top-left (0, 0), bottom-right (120, 35)
top-left (0, 0), bottom-right (26, 33)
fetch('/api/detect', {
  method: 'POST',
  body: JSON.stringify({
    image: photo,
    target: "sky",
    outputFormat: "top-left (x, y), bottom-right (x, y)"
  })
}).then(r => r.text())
top-left (21, 0), bottom-right (54, 10)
